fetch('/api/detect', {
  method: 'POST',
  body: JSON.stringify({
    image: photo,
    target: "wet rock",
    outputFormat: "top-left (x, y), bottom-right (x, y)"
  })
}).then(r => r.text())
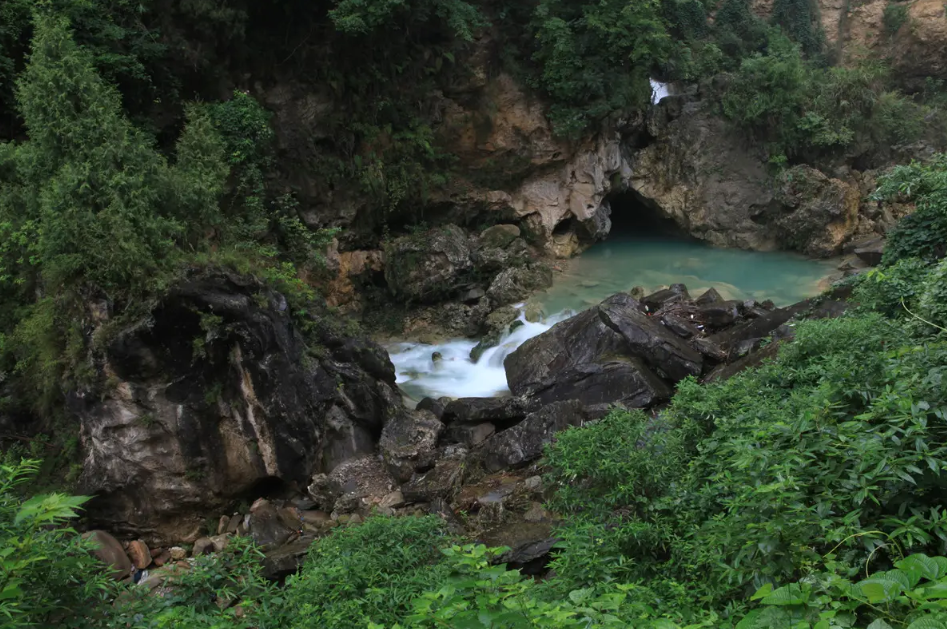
top-left (534, 359), bottom-right (671, 409)
top-left (209, 535), bottom-right (230, 553)
top-left (480, 224), bottom-right (522, 249)
top-left (704, 341), bottom-right (782, 383)
top-left (325, 455), bottom-right (399, 508)
top-left (278, 506), bottom-right (302, 531)
top-left (661, 313), bottom-right (699, 338)
top-left (460, 287), bottom-right (486, 303)
top-left (333, 493), bottom-right (361, 515)
top-left (248, 499), bottom-right (295, 550)
top-left (416, 397), bottom-right (448, 420)
top-left (380, 410), bottom-right (443, 483)
top-left (445, 422), bottom-right (496, 447)
top-left (262, 535), bottom-right (316, 580)
top-left (152, 549), bottom-right (172, 567)
top-left (127, 540), bottom-right (152, 570)
top-left (300, 510), bottom-right (330, 527)
top-left (480, 522), bottom-right (557, 573)
top-left (697, 300), bottom-right (742, 330)
top-left (139, 563), bottom-right (189, 591)
top-left (505, 307), bottom-right (627, 396)
top-left (379, 490), bottom-right (405, 510)
top-left (192, 537), bottom-right (215, 557)
top-left (401, 448), bottom-right (468, 502)
top-left (384, 225), bottom-right (473, 302)
top-left (853, 236), bottom-right (885, 266)
top-left (597, 293), bottom-right (703, 381)
top-left (475, 401), bottom-right (587, 473)
top-left (84, 530), bottom-right (133, 580)
top-left (217, 516), bottom-right (231, 536)
top-left (442, 396), bottom-right (534, 425)
top-left (169, 546), bottom-right (187, 561)
top-left (307, 473), bottom-right (340, 512)
top-left (486, 265), bottom-right (553, 308)
top-left (694, 337), bottom-right (728, 363)
top-left (641, 284), bottom-right (689, 313)
top-left (695, 287), bottom-right (723, 306)
top-left (431, 351), bottom-right (443, 363)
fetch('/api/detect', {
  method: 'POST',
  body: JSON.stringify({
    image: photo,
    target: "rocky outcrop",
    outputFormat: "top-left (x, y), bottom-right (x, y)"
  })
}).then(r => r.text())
top-left (384, 225), bottom-right (473, 302)
top-left (74, 271), bottom-right (403, 543)
top-left (630, 100), bottom-right (863, 257)
top-left (773, 165), bottom-right (860, 257)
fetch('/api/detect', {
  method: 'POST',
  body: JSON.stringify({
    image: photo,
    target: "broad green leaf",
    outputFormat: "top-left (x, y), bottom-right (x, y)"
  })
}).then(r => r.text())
top-left (867, 620), bottom-right (895, 629)
top-left (906, 617), bottom-right (947, 629)
top-left (761, 584), bottom-right (809, 606)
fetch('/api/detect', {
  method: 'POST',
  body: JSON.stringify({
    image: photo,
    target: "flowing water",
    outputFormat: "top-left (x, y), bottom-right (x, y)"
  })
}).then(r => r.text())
top-left (388, 235), bottom-right (838, 402)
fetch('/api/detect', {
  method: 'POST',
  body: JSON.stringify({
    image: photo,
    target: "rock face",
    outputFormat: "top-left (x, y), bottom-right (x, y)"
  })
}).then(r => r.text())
top-left (630, 101), bottom-right (863, 257)
top-left (774, 166), bottom-right (860, 257)
top-left (74, 271), bottom-right (403, 542)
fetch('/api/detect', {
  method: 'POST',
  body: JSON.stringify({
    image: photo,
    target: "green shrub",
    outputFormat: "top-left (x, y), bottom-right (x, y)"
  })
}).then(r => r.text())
top-left (875, 155), bottom-right (947, 265)
top-left (916, 256), bottom-right (947, 333)
top-left (0, 459), bottom-right (112, 628)
top-left (544, 409), bottom-right (685, 517)
top-left (279, 516), bottom-right (453, 628)
top-left (883, 1), bottom-right (910, 34)
top-left (736, 553), bottom-right (947, 628)
top-left (106, 536), bottom-right (277, 629)
top-left (851, 258), bottom-right (933, 318)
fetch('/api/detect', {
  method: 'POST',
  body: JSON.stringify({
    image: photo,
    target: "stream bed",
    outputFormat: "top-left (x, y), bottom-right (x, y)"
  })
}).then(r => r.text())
top-left (388, 235), bottom-right (839, 401)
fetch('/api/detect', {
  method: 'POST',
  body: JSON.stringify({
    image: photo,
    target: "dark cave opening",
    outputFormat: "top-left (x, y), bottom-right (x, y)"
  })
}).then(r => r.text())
top-left (606, 189), bottom-right (690, 240)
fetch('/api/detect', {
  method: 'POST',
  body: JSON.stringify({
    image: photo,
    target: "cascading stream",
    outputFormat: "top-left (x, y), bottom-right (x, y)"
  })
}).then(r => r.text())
top-left (388, 235), bottom-right (838, 402)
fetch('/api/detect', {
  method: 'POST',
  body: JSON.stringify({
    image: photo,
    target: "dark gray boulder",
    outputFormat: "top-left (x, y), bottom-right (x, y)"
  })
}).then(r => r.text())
top-left (379, 410), bottom-right (444, 483)
top-left (442, 396), bottom-right (535, 425)
top-left (597, 293), bottom-right (703, 381)
top-left (73, 271), bottom-right (403, 543)
top-left (475, 401), bottom-right (587, 473)
top-left (504, 308), bottom-right (627, 397)
top-left (529, 360), bottom-right (671, 409)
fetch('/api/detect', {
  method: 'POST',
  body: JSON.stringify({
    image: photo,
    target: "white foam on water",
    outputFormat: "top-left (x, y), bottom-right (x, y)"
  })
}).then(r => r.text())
top-left (387, 308), bottom-right (572, 401)
top-left (651, 79), bottom-right (670, 104)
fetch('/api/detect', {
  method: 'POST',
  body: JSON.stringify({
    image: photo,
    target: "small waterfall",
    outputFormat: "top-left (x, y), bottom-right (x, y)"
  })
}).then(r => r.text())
top-left (387, 307), bottom-right (572, 400)
top-left (651, 79), bottom-right (670, 104)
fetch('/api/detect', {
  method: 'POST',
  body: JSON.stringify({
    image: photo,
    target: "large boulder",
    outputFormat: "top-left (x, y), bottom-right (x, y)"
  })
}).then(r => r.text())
top-left (74, 272), bottom-right (403, 543)
top-left (774, 165), bottom-right (860, 257)
top-left (504, 307), bottom-right (627, 397)
top-left (475, 401), bottom-right (588, 473)
top-left (596, 294), bottom-right (703, 381)
top-left (485, 265), bottom-right (553, 308)
top-left (529, 359), bottom-right (671, 409)
top-left (384, 225), bottom-right (473, 302)
top-left (379, 410), bottom-right (444, 483)
top-left (83, 530), bottom-right (133, 580)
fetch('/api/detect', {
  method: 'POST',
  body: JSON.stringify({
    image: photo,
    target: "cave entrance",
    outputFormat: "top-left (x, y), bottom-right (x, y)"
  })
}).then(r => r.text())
top-left (606, 190), bottom-right (690, 240)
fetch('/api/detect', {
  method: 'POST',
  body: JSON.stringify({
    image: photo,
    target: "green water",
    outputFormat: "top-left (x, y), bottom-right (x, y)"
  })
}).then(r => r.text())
top-left (534, 236), bottom-right (839, 315)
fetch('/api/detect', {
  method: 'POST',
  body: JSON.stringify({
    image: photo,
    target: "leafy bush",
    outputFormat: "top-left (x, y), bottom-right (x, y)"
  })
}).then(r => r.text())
top-left (874, 155), bottom-right (947, 265)
top-left (737, 553), bottom-right (947, 628)
top-left (531, 0), bottom-right (674, 136)
top-left (0, 459), bottom-right (111, 628)
top-left (884, 1), bottom-right (910, 34)
top-left (852, 258), bottom-right (933, 318)
top-left (278, 516), bottom-right (453, 628)
top-left (544, 313), bottom-right (947, 603)
top-left (106, 537), bottom-right (277, 629)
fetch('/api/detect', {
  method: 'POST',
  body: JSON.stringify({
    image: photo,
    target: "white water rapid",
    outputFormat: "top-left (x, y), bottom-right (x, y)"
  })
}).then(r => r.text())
top-left (388, 307), bottom-right (572, 401)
